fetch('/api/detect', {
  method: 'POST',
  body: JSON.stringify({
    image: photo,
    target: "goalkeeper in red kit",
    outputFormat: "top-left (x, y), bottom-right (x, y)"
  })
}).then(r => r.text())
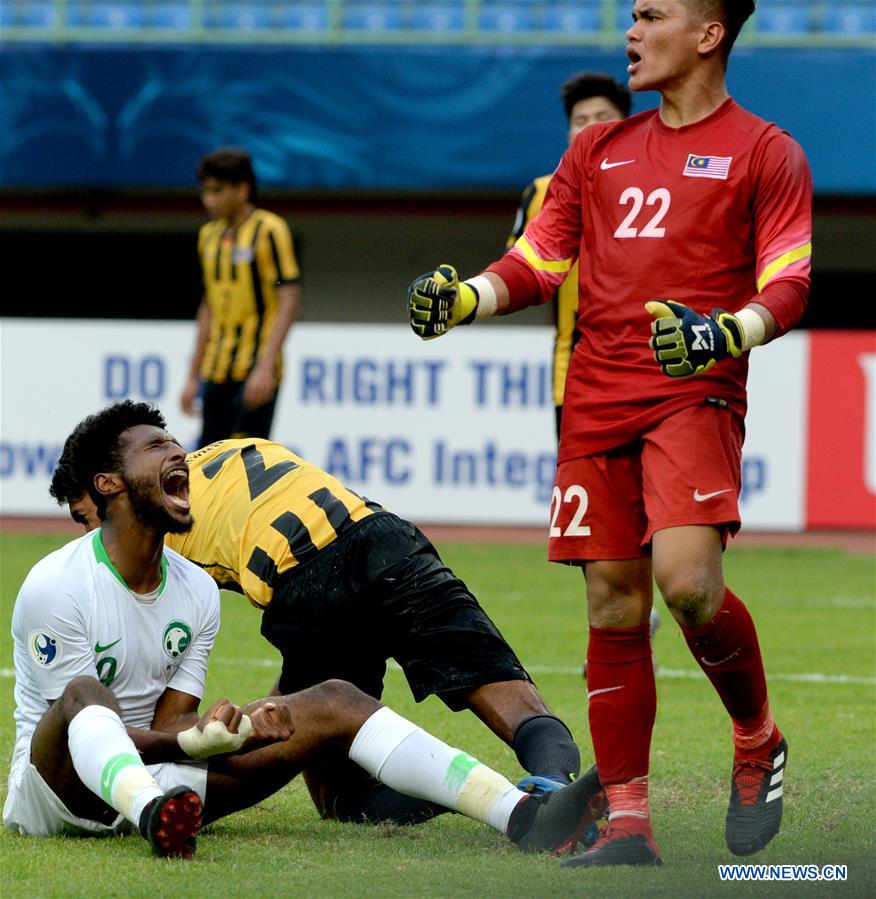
top-left (407, 0), bottom-right (811, 868)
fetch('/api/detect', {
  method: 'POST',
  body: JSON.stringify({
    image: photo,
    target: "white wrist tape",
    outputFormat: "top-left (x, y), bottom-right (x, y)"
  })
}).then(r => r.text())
top-left (465, 276), bottom-right (498, 320)
top-left (178, 715), bottom-right (253, 759)
top-left (736, 308), bottom-right (767, 352)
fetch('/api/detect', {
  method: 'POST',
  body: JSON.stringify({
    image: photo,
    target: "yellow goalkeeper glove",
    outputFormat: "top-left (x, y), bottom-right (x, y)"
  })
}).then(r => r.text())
top-left (408, 264), bottom-right (479, 340)
top-left (646, 299), bottom-right (745, 378)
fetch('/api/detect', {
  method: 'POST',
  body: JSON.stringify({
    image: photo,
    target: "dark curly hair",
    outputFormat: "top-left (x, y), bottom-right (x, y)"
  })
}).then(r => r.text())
top-left (561, 73), bottom-right (632, 121)
top-left (49, 401), bottom-right (166, 520)
top-left (197, 146), bottom-right (257, 201)
top-left (48, 449), bottom-right (82, 508)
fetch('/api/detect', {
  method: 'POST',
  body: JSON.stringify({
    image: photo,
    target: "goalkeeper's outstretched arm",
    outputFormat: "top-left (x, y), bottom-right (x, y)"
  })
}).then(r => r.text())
top-left (407, 253), bottom-right (544, 341)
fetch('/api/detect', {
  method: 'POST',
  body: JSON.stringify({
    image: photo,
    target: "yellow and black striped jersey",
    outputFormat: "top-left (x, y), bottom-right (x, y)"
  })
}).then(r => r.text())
top-left (198, 208), bottom-right (300, 385)
top-left (165, 439), bottom-right (378, 609)
top-left (507, 175), bottom-right (580, 408)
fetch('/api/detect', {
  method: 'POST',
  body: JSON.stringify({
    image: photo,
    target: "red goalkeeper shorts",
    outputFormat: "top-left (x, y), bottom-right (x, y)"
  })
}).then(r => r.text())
top-left (549, 403), bottom-right (743, 562)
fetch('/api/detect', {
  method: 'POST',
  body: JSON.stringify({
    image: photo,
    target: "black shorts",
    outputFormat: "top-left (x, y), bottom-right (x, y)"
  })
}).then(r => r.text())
top-left (200, 380), bottom-right (278, 447)
top-left (260, 512), bottom-right (531, 710)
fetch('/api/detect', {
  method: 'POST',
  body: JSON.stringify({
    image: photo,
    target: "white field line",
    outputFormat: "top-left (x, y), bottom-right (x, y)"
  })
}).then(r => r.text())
top-left (3, 663), bottom-right (873, 686)
top-left (830, 596), bottom-right (876, 608)
top-left (527, 665), bottom-right (876, 685)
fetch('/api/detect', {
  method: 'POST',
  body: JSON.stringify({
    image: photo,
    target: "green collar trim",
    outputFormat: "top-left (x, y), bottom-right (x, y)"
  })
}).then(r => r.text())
top-left (91, 530), bottom-right (167, 597)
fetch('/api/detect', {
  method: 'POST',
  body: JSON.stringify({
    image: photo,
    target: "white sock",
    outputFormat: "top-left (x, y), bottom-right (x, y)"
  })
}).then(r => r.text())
top-left (349, 706), bottom-right (525, 834)
top-left (68, 704), bottom-right (163, 827)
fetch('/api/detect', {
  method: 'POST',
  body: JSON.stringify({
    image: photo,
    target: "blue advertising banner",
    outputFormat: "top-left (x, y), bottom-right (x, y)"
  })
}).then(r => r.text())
top-left (1, 45), bottom-right (873, 193)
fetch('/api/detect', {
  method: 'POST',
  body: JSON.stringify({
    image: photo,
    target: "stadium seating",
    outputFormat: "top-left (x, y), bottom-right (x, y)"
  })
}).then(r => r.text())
top-left (542, 2), bottom-right (601, 35)
top-left (152, 4), bottom-right (194, 29)
top-left (3, 1), bottom-right (57, 27)
top-left (341, 2), bottom-right (403, 32)
top-left (821, 4), bottom-right (876, 35)
top-left (478, 1), bottom-right (534, 34)
top-left (756, 3), bottom-right (814, 36)
top-left (4, 0), bottom-right (874, 43)
top-left (205, 2), bottom-right (273, 30)
top-left (277, 2), bottom-right (330, 31)
top-left (408, 2), bottom-right (466, 33)
top-left (66, 2), bottom-right (145, 28)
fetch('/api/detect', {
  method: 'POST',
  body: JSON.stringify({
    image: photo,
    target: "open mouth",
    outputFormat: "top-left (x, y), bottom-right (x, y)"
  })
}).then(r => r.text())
top-left (161, 465), bottom-right (191, 514)
top-left (626, 46), bottom-right (641, 73)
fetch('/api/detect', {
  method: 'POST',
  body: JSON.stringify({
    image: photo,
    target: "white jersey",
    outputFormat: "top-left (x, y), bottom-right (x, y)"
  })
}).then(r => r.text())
top-left (9, 530), bottom-right (220, 774)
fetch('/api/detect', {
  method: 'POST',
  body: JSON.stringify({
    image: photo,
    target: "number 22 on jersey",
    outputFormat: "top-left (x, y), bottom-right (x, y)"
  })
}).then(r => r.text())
top-left (549, 485), bottom-right (591, 537)
top-left (614, 187), bottom-right (671, 239)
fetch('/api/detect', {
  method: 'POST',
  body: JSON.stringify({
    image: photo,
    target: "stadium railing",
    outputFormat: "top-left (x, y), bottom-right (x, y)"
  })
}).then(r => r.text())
top-left (1, 0), bottom-right (874, 47)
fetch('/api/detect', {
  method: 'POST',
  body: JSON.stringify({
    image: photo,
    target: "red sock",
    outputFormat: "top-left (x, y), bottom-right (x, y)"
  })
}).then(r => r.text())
top-left (733, 701), bottom-right (780, 758)
top-left (605, 778), bottom-right (651, 830)
top-left (586, 624), bottom-right (656, 787)
top-left (680, 588), bottom-right (780, 754)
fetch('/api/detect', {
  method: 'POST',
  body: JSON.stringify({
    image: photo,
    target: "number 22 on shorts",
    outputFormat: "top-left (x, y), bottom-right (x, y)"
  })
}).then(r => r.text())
top-left (549, 485), bottom-right (591, 537)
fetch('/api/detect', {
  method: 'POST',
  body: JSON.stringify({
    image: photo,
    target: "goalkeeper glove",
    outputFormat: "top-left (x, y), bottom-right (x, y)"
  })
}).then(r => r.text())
top-left (645, 299), bottom-right (745, 378)
top-left (408, 264), bottom-right (479, 340)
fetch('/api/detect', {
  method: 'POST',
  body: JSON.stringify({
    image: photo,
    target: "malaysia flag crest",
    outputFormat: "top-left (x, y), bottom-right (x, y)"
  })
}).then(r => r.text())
top-left (683, 154), bottom-right (732, 180)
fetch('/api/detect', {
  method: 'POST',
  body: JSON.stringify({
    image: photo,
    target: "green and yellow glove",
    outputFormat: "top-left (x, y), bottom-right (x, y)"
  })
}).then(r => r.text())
top-left (646, 299), bottom-right (745, 378)
top-left (408, 264), bottom-right (479, 340)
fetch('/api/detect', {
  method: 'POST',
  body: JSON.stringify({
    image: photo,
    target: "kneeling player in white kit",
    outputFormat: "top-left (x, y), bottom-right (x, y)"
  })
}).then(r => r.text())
top-left (5, 401), bottom-right (603, 859)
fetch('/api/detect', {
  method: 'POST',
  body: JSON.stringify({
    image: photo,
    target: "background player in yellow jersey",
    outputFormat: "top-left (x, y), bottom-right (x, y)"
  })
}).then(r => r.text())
top-left (180, 148), bottom-right (301, 446)
top-left (507, 73), bottom-right (631, 440)
top-left (53, 433), bottom-right (593, 832)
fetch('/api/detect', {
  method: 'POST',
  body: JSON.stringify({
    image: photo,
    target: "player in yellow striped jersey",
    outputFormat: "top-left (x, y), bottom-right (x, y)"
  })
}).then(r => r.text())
top-left (181, 148), bottom-right (301, 448)
top-left (55, 434), bottom-right (589, 830)
top-left (166, 438), bottom-right (379, 609)
top-left (506, 74), bottom-right (631, 439)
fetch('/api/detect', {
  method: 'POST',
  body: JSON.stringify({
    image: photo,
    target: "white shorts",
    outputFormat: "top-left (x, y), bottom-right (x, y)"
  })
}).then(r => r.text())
top-left (3, 757), bottom-right (209, 838)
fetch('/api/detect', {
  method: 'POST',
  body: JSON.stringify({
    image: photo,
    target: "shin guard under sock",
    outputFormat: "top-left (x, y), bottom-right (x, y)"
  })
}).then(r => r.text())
top-left (586, 625), bottom-right (656, 786)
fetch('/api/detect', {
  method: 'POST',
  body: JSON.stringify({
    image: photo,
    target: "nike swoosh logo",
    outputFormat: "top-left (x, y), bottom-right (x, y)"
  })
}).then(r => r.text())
top-left (701, 647), bottom-right (742, 667)
top-left (587, 685), bottom-right (626, 699)
top-left (600, 158), bottom-right (635, 170)
top-left (693, 488), bottom-right (734, 502)
top-left (95, 638), bottom-right (121, 654)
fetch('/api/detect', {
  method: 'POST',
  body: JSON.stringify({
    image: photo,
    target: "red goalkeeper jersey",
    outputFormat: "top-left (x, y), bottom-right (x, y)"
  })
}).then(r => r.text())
top-left (494, 99), bottom-right (812, 460)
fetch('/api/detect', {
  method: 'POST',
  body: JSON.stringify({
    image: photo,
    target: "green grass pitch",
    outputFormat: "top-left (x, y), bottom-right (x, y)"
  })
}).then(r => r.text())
top-left (1, 532), bottom-right (874, 897)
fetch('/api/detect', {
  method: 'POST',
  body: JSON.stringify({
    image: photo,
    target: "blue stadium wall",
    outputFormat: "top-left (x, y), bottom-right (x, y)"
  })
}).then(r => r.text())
top-left (1, 45), bottom-right (874, 193)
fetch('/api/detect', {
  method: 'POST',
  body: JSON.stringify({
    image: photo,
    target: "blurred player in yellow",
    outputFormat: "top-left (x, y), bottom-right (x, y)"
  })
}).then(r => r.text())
top-left (53, 436), bottom-right (596, 834)
top-left (507, 73), bottom-right (631, 440)
top-left (181, 148), bottom-right (301, 447)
